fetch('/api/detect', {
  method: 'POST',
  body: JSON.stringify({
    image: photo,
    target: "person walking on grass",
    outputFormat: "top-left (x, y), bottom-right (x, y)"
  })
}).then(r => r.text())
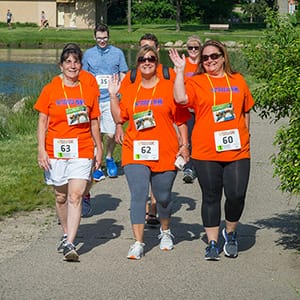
top-left (169, 40), bottom-right (254, 260)
top-left (82, 23), bottom-right (128, 181)
top-left (34, 44), bottom-right (102, 262)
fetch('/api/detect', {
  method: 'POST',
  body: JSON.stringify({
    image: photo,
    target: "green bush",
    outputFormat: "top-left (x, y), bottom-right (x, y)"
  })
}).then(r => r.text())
top-left (243, 9), bottom-right (300, 195)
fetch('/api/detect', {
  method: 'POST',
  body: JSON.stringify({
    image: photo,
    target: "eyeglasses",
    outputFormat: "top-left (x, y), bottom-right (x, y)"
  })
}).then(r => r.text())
top-left (137, 56), bottom-right (156, 63)
top-left (96, 37), bottom-right (109, 42)
top-left (201, 53), bottom-right (223, 62)
top-left (187, 46), bottom-right (200, 51)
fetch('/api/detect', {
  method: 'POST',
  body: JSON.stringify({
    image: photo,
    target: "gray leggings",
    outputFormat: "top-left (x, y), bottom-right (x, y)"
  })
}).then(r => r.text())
top-left (124, 164), bottom-right (177, 224)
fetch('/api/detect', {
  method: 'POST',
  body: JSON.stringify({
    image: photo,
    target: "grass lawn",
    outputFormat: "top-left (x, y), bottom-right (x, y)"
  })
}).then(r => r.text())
top-left (0, 23), bottom-right (266, 49)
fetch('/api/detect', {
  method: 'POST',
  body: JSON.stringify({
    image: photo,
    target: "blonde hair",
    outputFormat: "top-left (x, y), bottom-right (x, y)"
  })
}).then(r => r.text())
top-left (186, 35), bottom-right (201, 47)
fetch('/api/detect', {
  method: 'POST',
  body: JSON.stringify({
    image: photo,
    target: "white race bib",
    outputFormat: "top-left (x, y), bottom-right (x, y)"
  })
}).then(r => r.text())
top-left (214, 129), bottom-right (241, 152)
top-left (96, 75), bottom-right (111, 89)
top-left (133, 140), bottom-right (159, 160)
top-left (53, 138), bottom-right (79, 158)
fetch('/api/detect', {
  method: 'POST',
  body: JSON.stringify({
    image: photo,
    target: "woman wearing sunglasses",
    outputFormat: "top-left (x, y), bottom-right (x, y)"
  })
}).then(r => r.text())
top-left (181, 35), bottom-right (202, 184)
top-left (169, 40), bottom-right (254, 260)
top-left (110, 45), bottom-right (190, 260)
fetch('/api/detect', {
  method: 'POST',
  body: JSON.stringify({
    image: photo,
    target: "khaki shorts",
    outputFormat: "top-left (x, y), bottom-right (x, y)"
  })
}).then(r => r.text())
top-left (44, 158), bottom-right (93, 186)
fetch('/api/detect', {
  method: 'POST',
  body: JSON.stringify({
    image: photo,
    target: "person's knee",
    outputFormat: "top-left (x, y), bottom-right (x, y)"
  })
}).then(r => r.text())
top-left (55, 193), bottom-right (67, 205)
top-left (68, 191), bottom-right (83, 207)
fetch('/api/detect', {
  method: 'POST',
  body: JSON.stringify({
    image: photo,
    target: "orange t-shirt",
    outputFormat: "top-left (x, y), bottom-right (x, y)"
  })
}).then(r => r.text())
top-left (184, 57), bottom-right (198, 78)
top-left (122, 64), bottom-right (176, 88)
top-left (185, 73), bottom-right (254, 161)
top-left (34, 75), bottom-right (100, 159)
top-left (119, 79), bottom-right (191, 172)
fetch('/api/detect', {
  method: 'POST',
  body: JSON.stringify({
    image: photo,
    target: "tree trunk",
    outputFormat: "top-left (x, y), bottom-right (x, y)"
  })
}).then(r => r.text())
top-left (128, 0), bottom-right (132, 32)
top-left (176, 0), bottom-right (181, 32)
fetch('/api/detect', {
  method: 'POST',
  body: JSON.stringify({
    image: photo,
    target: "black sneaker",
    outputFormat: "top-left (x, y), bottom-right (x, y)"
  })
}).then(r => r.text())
top-left (63, 243), bottom-right (79, 262)
top-left (57, 235), bottom-right (67, 253)
top-left (222, 228), bottom-right (238, 258)
top-left (183, 168), bottom-right (195, 183)
top-left (205, 240), bottom-right (220, 261)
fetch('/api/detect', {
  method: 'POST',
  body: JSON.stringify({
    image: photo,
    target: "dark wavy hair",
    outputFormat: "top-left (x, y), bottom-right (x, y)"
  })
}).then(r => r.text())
top-left (196, 40), bottom-right (236, 76)
top-left (60, 43), bottom-right (82, 65)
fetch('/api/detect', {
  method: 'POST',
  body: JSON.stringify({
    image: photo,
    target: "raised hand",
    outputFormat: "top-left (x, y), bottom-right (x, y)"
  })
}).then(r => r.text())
top-left (168, 48), bottom-right (186, 73)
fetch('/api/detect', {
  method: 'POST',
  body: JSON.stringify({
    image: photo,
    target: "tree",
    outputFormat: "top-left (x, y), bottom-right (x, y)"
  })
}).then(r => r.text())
top-left (242, 0), bottom-right (269, 23)
top-left (243, 9), bottom-right (300, 195)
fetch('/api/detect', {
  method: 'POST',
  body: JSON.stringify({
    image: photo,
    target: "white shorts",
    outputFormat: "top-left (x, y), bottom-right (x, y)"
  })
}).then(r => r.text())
top-left (44, 158), bottom-right (93, 186)
top-left (100, 101), bottom-right (116, 134)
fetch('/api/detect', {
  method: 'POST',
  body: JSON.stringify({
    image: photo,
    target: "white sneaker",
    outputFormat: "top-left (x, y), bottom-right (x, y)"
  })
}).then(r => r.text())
top-left (158, 228), bottom-right (174, 251)
top-left (127, 241), bottom-right (145, 260)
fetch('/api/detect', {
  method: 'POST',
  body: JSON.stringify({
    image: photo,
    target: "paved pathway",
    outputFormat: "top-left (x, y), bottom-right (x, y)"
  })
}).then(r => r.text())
top-left (0, 114), bottom-right (299, 299)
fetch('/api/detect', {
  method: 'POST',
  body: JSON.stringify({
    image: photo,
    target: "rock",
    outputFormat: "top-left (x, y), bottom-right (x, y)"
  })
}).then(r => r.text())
top-left (164, 41), bottom-right (174, 47)
top-left (12, 97), bottom-right (30, 113)
top-left (174, 40), bottom-right (184, 47)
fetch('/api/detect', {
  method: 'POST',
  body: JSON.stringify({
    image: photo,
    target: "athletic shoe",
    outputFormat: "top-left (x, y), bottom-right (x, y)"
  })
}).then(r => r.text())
top-left (183, 168), bottom-right (195, 183)
top-left (127, 241), bottom-right (145, 260)
top-left (81, 193), bottom-right (92, 217)
top-left (106, 157), bottom-right (118, 178)
top-left (57, 235), bottom-right (67, 253)
top-left (205, 240), bottom-right (220, 261)
top-left (158, 228), bottom-right (174, 251)
top-left (222, 228), bottom-right (238, 258)
top-left (93, 168), bottom-right (105, 182)
top-left (146, 214), bottom-right (160, 226)
top-left (63, 243), bottom-right (79, 262)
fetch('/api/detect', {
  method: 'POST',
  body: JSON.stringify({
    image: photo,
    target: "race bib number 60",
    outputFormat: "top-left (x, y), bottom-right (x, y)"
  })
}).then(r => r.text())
top-left (133, 140), bottom-right (159, 160)
top-left (214, 129), bottom-right (241, 152)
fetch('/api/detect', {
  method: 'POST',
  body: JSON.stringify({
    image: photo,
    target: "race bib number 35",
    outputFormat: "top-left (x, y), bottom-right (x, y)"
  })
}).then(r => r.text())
top-left (96, 75), bottom-right (111, 89)
top-left (53, 138), bottom-right (79, 158)
top-left (133, 140), bottom-right (159, 160)
top-left (214, 129), bottom-right (241, 152)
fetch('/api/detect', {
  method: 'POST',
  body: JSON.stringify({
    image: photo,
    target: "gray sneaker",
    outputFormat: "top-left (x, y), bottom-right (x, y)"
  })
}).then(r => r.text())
top-left (57, 235), bottom-right (67, 253)
top-left (127, 241), bottom-right (145, 260)
top-left (158, 228), bottom-right (174, 251)
top-left (63, 243), bottom-right (79, 262)
top-left (222, 228), bottom-right (238, 258)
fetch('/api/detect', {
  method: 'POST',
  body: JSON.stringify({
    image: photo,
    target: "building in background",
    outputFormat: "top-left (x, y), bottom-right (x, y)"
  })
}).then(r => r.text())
top-left (0, 0), bottom-right (97, 29)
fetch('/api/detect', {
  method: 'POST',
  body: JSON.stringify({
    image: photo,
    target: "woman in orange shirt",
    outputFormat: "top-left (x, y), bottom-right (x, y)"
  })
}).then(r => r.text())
top-left (170, 40), bottom-right (254, 260)
top-left (34, 44), bottom-right (102, 262)
top-left (181, 35), bottom-right (201, 184)
top-left (110, 45), bottom-right (190, 260)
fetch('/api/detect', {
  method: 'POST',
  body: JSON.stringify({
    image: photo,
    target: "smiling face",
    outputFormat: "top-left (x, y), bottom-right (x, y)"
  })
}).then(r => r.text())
top-left (95, 31), bottom-right (109, 49)
top-left (187, 41), bottom-right (200, 61)
top-left (138, 51), bottom-right (157, 78)
top-left (201, 45), bottom-right (225, 77)
top-left (60, 53), bottom-right (81, 82)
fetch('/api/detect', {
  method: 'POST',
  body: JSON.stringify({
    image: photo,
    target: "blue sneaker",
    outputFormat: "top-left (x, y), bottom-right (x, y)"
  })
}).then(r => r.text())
top-left (93, 168), bottom-right (105, 182)
top-left (205, 240), bottom-right (220, 261)
top-left (81, 193), bottom-right (92, 217)
top-left (106, 157), bottom-right (118, 177)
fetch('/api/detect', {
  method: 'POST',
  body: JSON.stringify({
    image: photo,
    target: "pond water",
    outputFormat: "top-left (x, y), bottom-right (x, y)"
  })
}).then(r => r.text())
top-left (0, 48), bottom-right (247, 98)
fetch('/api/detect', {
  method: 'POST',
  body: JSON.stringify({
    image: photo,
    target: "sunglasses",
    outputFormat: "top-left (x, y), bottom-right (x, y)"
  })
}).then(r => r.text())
top-left (138, 56), bottom-right (156, 63)
top-left (187, 46), bottom-right (200, 51)
top-left (96, 37), bottom-right (108, 42)
top-left (201, 53), bottom-right (223, 62)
